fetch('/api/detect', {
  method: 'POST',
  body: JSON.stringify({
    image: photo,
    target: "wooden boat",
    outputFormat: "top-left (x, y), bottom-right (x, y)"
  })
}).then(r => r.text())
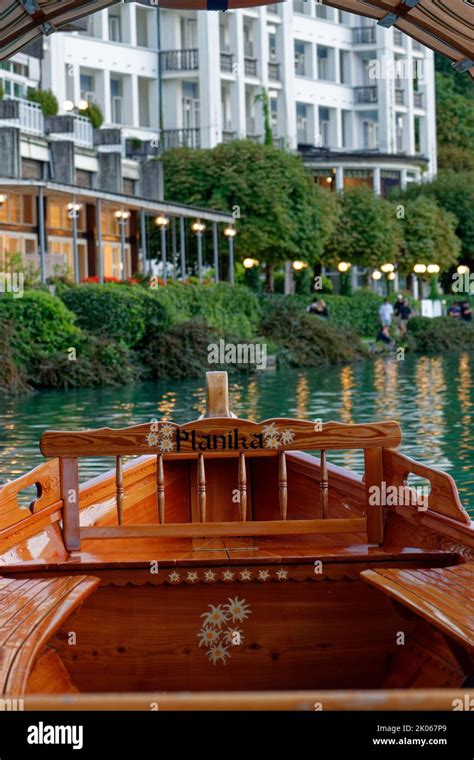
top-left (0, 371), bottom-right (472, 711)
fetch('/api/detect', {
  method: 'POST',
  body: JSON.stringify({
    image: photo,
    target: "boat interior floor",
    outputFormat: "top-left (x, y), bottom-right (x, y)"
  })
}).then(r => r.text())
top-left (1, 535), bottom-right (461, 572)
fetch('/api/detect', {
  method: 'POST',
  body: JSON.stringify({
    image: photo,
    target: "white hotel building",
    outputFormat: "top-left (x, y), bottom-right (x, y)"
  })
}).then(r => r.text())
top-left (40, 0), bottom-right (437, 194)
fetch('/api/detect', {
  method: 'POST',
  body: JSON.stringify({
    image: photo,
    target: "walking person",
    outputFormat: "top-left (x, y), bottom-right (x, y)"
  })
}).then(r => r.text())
top-left (399, 299), bottom-right (412, 337)
top-left (379, 298), bottom-right (394, 328)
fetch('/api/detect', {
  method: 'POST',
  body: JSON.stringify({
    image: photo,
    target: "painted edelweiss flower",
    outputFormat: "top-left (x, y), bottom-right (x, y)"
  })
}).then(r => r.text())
top-left (264, 434), bottom-right (280, 449)
top-left (222, 628), bottom-right (244, 646)
top-left (160, 424), bottom-right (174, 437)
top-left (225, 597), bottom-right (251, 623)
top-left (239, 569), bottom-right (252, 581)
top-left (204, 569), bottom-right (217, 582)
top-left (159, 438), bottom-right (174, 453)
top-left (207, 644), bottom-right (230, 665)
top-left (168, 571), bottom-right (181, 583)
top-left (197, 626), bottom-right (220, 648)
top-left (222, 570), bottom-right (235, 582)
top-left (146, 432), bottom-right (159, 447)
top-left (280, 429), bottom-right (295, 445)
top-left (276, 569), bottom-right (289, 580)
top-left (201, 604), bottom-right (229, 628)
top-left (262, 423), bottom-right (278, 437)
top-left (186, 571), bottom-right (199, 584)
top-left (257, 569), bottom-right (270, 581)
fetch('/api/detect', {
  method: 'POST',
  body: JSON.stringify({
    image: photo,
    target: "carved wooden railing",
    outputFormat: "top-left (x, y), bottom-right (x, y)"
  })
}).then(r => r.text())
top-left (40, 416), bottom-right (403, 552)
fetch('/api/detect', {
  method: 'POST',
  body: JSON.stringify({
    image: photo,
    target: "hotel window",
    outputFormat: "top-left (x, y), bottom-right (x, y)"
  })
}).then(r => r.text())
top-left (269, 33), bottom-right (277, 63)
top-left (317, 46), bottom-right (334, 81)
top-left (110, 78), bottom-right (123, 124)
top-left (0, 233), bottom-right (37, 270)
top-left (47, 199), bottom-right (86, 232)
top-left (362, 120), bottom-right (379, 150)
top-left (414, 116), bottom-right (422, 153)
top-left (182, 82), bottom-right (200, 130)
top-left (319, 107), bottom-right (331, 146)
top-left (49, 238), bottom-right (88, 280)
top-left (108, 9), bottom-right (122, 42)
top-left (294, 41), bottom-right (308, 76)
top-left (270, 96), bottom-right (278, 132)
top-left (296, 103), bottom-right (309, 144)
top-left (80, 73), bottom-right (95, 104)
top-left (316, 4), bottom-right (331, 20)
top-left (104, 242), bottom-right (131, 279)
top-left (0, 193), bottom-right (35, 225)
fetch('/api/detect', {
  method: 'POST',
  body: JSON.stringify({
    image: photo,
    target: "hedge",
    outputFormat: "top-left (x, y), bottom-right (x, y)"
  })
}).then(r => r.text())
top-left (407, 316), bottom-right (474, 353)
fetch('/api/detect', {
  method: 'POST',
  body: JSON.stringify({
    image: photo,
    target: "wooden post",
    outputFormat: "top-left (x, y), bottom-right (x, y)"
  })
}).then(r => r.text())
top-left (59, 457), bottom-right (80, 552)
top-left (364, 448), bottom-right (384, 544)
top-left (203, 371), bottom-right (232, 418)
top-left (238, 453), bottom-right (247, 522)
top-left (116, 455), bottom-right (124, 525)
top-left (198, 453), bottom-right (206, 523)
top-left (156, 453), bottom-right (165, 524)
top-left (320, 450), bottom-right (329, 519)
top-left (279, 451), bottom-right (288, 520)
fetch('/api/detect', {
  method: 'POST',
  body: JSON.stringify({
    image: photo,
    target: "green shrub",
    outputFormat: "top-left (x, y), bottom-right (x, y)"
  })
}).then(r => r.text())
top-left (408, 316), bottom-right (474, 353)
top-left (27, 88), bottom-right (58, 117)
top-left (142, 321), bottom-right (225, 379)
top-left (260, 299), bottom-right (367, 366)
top-left (83, 102), bottom-right (104, 129)
top-left (0, 290), bottom-right (80, 364)
top-left (60, 284), bottom-right (147, 347)
top-left (28, 336), bottom-right (139, 389)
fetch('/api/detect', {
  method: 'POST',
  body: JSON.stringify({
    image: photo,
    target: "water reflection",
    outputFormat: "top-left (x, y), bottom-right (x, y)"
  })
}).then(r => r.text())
top-left (0, 354), bottom-right (472, 515)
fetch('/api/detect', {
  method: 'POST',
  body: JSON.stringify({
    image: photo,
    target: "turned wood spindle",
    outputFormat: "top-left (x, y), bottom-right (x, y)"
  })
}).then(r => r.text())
top-left (116, 455), bottom-right (124, 525)
top-left (238, 452), bottom-right (247, 522)
top-left (156, 453), bottom-right (165, 524)
top-left (198, 453), bottom-right (206, 523)
top-left (320, 449), bottom-right (329, 519)
top-left (279, 451), bottom-right (288, 520)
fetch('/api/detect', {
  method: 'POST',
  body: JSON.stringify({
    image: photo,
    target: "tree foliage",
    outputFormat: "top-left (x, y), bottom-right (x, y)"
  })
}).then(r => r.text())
top-left (325, 187), bottom-right (400, 268)
top-left (162, 141), bottom-right (339, 280)
top-left (435, 54), bottom-right (474, 170)
top-left (397, 196), bottom-right (461, 273)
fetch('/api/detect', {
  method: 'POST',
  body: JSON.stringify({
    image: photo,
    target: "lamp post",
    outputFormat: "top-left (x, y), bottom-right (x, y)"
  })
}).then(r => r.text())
top-left (338, 261), bottom-right (351, 296)
top-left (115, 209), bottom-right (130, 281)
top-left (224, 224), bottom-right (237, 286)
top-left (413, 263), bottom-right (427, 300)
top-left (380, 262), bottom-right (395, 295)
top-left (155, 213), bottom-right (170, 283)
top-left (192, 219), bottom-right (206, 283)
top-left (67, 200), bottom-right (82, 284)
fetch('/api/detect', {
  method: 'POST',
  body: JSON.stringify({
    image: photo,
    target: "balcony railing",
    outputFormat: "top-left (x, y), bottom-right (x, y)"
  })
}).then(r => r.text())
top-left (352, 27), bottom-right (376, 45)
top-left (244, 57), bottom-right (257, 77)
top-left (73, 115), bottom-right (93, 148)
top-left (0, 99), bottom-right (45, 136)
top-left (395, 88), bottom-right (404, 105)
top-left (354, 86), bottom-right (378, 104)
top-left (220, 52), bottom-right (233, 73)
top-left (268, 62), bottom-right (280, 80)
top-left (413, 91), bottom-right (423, 108)
top-left (393, 30), bottom-right (403, 46)
top-left (222, 130), bottom-right (236, 143)
top-left (160, 49), bottom-right (199, 72)
top-left (161, 128), bottom-right (200, 150)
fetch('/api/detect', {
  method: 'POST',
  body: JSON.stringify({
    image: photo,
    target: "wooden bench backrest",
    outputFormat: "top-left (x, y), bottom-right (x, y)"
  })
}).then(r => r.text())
top-left (40, 416), bottom-right (402, 552)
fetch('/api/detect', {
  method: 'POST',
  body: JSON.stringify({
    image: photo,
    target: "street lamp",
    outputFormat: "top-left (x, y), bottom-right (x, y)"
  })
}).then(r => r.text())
top-left (224, 224), bottom-right (237, 286)
top-left (457, 265), bottom-right (470, 275)
top-left (243, 258), bottom-right (259, 269)
top-left (337, 262), bottom-right (351, 273)
top-left (413, 264), bottom-right (427, 274)
top-left (372, 270), bottom-right (382, 281)
top-left (115, 209), bottom-right (130, 281)
top-left (293, 260), bottom-right (308, 271)
top-left (380, 263), bottom-right (395, 273)
top-left (155, 214), bottom-right (170, 283)
top-left (192, 220), bottom-right (206, 283)
top-left (63, 100), bottom-right (74, 112)
top-left (67, 201), bottom-right (82, 284)
top-left (427, 264), bottom-right (440, 275)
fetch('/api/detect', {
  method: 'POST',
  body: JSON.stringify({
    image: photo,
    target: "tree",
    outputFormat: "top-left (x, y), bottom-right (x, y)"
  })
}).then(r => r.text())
top-left (27, 88), bottom-right (58, 117)
top-left (325, 187), bottom-right (400, 269)
top-left (396, 171), bottom-right (474, 268)
top-left (397, 196), bottom-right (461, 273)
top-left (435, 54), bottom-right (474, 171)
top-left (162, 141), bottom-right (339, 290)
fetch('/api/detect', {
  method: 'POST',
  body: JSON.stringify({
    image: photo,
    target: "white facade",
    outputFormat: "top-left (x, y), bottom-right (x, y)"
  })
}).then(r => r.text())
top-left (3, 1), bottom-right (437, 191)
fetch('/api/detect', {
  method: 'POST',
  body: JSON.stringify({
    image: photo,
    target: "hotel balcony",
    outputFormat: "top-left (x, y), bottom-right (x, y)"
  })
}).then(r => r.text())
top-left (354, 86), bottom-right (378, 104)
top-left (161, 128), bottom-right (201, 149)
top-left (220, 52), bottom-right (234, 73)
top-left (0, 100), bottom-right (44, 136)
top-left (352, 27), bottom-right (376, 45)
top-left (160, 49), bottom-right (199, 73)
top-left (268, 62), bottom-right (280, 81)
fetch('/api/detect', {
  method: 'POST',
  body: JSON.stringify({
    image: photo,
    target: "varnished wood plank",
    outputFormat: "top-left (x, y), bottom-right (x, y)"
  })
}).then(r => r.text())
top-left (22, 689), bottom-right (474, 712)
top-left (361, 567), bottom-right (474, 651)
top-left (203, 371), bottom-right (233, 418)
top-left (156, 454), bottom-right (165, 524)
top-left (239, 453), bottom-right (247, 522)
top-left (116, 456), bottom-right (124, 526)
top-left (40, 419), bottom-right (402, 458)
top-left (197, 454), bottom-right (206, 523)
top-left (364, 448), bottom-right (384, 545)
top-left (278, 451), bottom-right (287, 520)
top-left (81, 518), bottom-right (367, 540)
top-left (320, 450), bottom-right (328, 519)
top-left (59, 458), bottom-right (80, 552)
top-left (383, 448), bottom-right (471, 526)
